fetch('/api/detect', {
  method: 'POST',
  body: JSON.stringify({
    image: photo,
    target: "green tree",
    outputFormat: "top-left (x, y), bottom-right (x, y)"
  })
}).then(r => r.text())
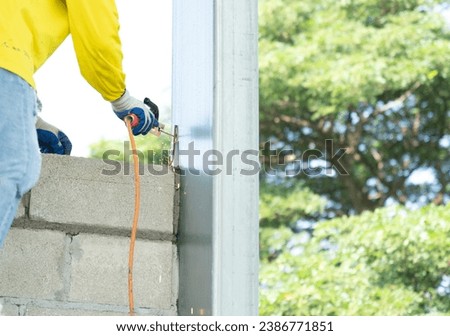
top-left (259, 1), bottom-right (450, 315)
top-left (260, 182), bottom-right (327, 261)
top-left (259, 0), bottom-right (450, 216)
top-left (89, 134), bottom-right (172, 165)
top-left (260, 203), bottom-right (450, 315)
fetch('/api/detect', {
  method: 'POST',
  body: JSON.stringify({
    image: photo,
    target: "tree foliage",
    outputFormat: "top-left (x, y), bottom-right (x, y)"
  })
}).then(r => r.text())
top-left (260, 182), bottom-right (327, 262)
top-left (259, 0), bottom-right (450, 216)
top-left (89, 134), bottom-right (172, 165)
top-left (259, 0), bottom-right (450, 315)
top-left (260, 203), bottom-right (450, 315)
top-left (260, 182), bottom-right (326, 228)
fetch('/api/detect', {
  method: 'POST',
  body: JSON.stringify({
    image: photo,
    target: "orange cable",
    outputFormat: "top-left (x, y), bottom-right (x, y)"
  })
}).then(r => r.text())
top-left (125, 117), bottom-right (140, 316)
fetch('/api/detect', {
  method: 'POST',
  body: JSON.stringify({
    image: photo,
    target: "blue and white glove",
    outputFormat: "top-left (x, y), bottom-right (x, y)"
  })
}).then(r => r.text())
top-left (36, 116), bottom-right (72, 155)
top-left (111, 89), bottom-right (159, 136)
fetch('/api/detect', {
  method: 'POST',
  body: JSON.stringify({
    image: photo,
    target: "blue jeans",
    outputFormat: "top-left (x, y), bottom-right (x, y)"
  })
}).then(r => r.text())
top-left (0, 68), bottom-right (41, 247)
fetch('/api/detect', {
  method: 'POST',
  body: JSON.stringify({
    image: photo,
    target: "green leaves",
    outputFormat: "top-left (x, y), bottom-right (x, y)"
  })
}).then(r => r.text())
top-left (260, 182), bottom-right (326, 228)
top-left (89, 134), bottom-right (172, 165)
top-left (259, 0), bottom-right (450, 215)
top-left (260, 204), bottom-right (450, 315)
top-left (260, 0), bottom-right (449, 119)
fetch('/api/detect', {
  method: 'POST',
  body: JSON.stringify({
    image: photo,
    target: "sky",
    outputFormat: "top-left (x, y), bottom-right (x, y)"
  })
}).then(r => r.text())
top-left (34, 0), bottom-right (172, 157)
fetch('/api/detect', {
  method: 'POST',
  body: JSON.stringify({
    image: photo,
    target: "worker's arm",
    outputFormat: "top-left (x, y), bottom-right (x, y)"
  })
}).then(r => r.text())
top-left (65, 0), bottom-right (159, 136)
top-left (65, 0), bottom-right (125, 101)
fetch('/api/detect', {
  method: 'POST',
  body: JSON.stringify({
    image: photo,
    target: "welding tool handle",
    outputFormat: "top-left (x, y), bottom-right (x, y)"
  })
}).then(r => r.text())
top-left (144, 97), bottom-right (159, 120)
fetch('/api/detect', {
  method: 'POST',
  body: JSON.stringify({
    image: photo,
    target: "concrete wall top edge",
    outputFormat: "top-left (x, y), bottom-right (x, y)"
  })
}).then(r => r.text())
top-left (18, 154), bottom-right (177, 237)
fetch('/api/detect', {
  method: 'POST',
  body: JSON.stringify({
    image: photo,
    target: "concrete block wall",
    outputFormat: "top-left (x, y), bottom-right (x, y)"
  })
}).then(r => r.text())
top-left (0, 155), bottom-right (179, 316)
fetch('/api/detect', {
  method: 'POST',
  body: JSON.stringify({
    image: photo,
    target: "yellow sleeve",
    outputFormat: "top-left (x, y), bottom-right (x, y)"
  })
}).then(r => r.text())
top-left (65, 0), bottom-right (126, 101)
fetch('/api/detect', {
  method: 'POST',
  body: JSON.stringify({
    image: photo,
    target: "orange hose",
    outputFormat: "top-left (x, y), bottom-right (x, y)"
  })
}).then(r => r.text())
top-left (125, 117), bottom-right (140, 316)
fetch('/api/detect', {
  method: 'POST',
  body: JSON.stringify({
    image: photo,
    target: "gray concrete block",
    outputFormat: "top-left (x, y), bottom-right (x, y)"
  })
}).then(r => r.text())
top-left (69, 234), bottom-right (173, 310)
top-left (24, 304), bottom-right (177, 316)
top-left (29, 155), bottom-right (175, 237)
top-left (14, 199), bottom-right (26, 219)
top-left (0, 300), bottom-right (20, 316)
top-left (0, 228), bottom-right (66, 300)
top-left (25, 305), bottom-right (124, 316)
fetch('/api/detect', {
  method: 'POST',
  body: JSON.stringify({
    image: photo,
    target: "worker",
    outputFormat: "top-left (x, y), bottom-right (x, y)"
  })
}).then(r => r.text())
top-left (0, 0), bottom-right (159, 247)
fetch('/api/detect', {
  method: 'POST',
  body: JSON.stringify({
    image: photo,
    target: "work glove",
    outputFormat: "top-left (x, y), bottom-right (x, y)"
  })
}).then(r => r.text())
top-left (111, 89), bottom-right (159, 136)
top-left (36, 116), bottom-right (72, 155)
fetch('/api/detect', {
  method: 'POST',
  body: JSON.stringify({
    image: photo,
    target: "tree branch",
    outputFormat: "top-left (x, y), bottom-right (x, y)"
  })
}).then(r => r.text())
top-left (373, 82), bottom-right (421, 117)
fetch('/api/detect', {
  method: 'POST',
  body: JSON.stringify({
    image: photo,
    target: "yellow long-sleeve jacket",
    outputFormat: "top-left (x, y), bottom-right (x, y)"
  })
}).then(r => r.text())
top-left (0, 0), bottom-right (126, 101)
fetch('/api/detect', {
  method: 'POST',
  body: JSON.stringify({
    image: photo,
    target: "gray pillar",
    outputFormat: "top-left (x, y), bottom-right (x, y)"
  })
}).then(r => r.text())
top-left (172, 0), bottom-right (259, 315)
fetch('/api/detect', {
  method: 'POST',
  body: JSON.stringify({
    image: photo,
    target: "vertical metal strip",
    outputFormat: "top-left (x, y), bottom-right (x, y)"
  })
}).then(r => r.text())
top-left (173, 0), bottom-right (259, 316)
top-left (212, 0), bottom-right (259, 316)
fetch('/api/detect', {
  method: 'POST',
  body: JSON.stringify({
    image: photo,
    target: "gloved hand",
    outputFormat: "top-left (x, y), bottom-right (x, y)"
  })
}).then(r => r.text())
top-left (111, 89), bottom-right (159, 136)
top-left (36, 116), bottom-right (72, 155)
